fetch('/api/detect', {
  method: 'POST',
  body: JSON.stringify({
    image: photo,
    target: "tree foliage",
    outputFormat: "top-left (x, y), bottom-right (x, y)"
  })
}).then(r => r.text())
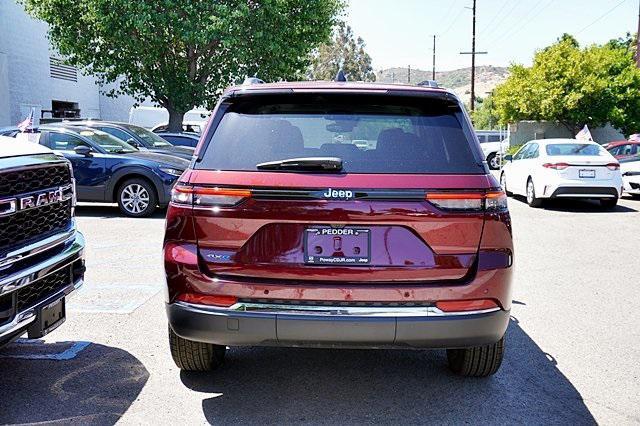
top-left (308, 22), bottom-right (375, 82)
top-left (471, 95), bottom-right (501, 129)
top-left (493, 33), bottom-right (640, 136)
top-left (22, 0), bottom-right (344, 130)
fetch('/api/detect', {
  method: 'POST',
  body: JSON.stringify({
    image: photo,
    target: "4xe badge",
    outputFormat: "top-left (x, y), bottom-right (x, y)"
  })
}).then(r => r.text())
top-left (322, 188), bottom-right (354, 200)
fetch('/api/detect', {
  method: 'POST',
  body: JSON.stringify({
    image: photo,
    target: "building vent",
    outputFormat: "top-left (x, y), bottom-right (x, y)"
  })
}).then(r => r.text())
top-left (49, 57), bottom-right (77, 82)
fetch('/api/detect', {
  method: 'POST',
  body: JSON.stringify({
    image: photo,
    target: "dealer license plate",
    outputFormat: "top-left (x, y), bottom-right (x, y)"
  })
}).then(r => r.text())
top-left (304, 226), bottom-right (371, 265)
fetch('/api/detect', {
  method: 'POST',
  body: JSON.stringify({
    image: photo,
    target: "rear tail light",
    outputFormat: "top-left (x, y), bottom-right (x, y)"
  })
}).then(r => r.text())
top-left (543, 162), bottom-right (569, 170)
top-left (435, 299), bottom-right (499, 312)
top-left (171, 185), bottom-right (251, 207)
top-left (606, 163), bottom-right (620, 171)
top-left (426, 191), bottom-right (507, 212)
top-left (177, 293), bottom-right (238, 307)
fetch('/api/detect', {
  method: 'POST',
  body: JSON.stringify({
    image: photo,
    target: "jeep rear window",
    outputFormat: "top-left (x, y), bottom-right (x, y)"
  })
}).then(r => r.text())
top-left (196, 94), bottom-right (484, 174)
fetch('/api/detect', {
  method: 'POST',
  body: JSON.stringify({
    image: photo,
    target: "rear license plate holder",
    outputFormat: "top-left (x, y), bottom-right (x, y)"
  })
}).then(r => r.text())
top-left (579, 169), bottom-right (596, 178)
top-left (304, 226), bottom-right (371, 265)
top-left (27, 297), bottom-right (66, 339)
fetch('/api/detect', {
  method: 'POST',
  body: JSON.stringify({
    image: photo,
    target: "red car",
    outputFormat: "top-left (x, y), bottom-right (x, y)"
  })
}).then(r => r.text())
top-left (164, 80), bottom-right (514, 377)
top-left (605, 140), bottom-right (640, 159)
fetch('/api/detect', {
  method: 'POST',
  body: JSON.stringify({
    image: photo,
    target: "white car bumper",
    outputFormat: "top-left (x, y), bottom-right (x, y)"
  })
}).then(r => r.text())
top-left (536, 176), bottom-right (623, 199)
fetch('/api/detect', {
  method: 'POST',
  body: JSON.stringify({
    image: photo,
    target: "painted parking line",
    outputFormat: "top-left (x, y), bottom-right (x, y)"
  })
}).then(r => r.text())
top-left (0, 339), bottom-right (91, 360)
top-left (67, 283), bottom-right (160, 314)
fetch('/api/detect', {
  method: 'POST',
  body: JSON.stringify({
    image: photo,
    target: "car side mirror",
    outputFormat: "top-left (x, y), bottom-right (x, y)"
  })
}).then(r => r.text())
top-left (503, 154), bottom-right (513, 162)
top-left (127, 139), bottom-right (140, 148)
top-left (74, 145), bottom-right (92, 157)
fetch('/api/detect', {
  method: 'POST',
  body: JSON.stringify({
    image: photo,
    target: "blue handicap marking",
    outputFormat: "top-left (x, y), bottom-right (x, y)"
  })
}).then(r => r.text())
top-left (0, 339), bottom-right (91, 360)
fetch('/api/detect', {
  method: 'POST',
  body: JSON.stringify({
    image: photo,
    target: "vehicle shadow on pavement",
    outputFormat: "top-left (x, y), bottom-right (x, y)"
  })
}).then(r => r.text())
top-left (0, 341), bottom-right (149, 425)
top-left (510, 195), bottom-right (637, 213)
top-left (75, 205), bottom-right (167, 219)
top-left (180, 317), bottom-right (596, 424)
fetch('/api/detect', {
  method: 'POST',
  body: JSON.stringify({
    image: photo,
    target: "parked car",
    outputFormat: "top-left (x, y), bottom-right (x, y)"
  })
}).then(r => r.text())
top-left (604, 140), bottom-right (640, 160)
top-left (620, 155), bottom-right (640, 198)
top-left (0, 137), bottom-right (85, 347)
top-left (0, 127), bottom-right (20, 137)
top-left (500, 138), bottom-right (622, 209)
top-left (156, 132), bottom-right (200, 148)
top-left (476, 131), bottom-right (509, 170)
top-left (151, 122), bottom-right (205, 135)
top-left (128, 106), bottom-right (209, 130)
top-left (29, 126), bottom-right (189, 217)
top-left (55, 121), bottom-right (195, 161)
top-left (164, 81), bottom-right (513, 377)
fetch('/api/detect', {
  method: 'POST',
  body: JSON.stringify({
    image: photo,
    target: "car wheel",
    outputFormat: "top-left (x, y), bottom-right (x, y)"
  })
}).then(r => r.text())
top-left (599, 197), bottom-right (618, 210)
top-left (117, 178), bottom-right (157, 217)
top-left (500, 173), bottom-right (511, 196)
top-left (526, 178), bottom-right (543, 208)
top-left (447, 336), bottom-right (505, 377)
top-left (487, 153), bottom-right (500, 170)
top-left (169, 325), bottom-right (226, 371)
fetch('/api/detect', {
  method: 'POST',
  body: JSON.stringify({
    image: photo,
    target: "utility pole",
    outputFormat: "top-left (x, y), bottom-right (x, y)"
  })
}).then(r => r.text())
top-left (432, 35), bottom-right (436, 80)
top-left (408, 65), bottom-right (411, 83)
top-left (636, 0), bottom-right (640, 67)
top-left (460, 0), bottom-right (487, 111)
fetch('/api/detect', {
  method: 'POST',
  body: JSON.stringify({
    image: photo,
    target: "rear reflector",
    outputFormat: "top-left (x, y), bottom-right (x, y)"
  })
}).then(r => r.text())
top-left (171, 185), bottom-right (251, 207)
top-left (435, 299), bottom-right (499, 312)
top-left (177, 293), bottom-right (238, 307)
top-left (426, 191), bottom-right (507, 212)
top-left (543, 162), bottom-right (569, 170)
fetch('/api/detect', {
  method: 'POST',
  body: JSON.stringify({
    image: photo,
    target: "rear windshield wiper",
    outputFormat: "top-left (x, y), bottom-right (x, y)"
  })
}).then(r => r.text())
top-left (256, 157), bottom-right (343, 172)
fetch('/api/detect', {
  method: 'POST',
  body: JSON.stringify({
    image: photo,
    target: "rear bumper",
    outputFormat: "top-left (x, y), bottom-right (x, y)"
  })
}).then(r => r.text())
top-left (167, 301), bottom-right (510, 349)
top-left (549, 186), bottom-right (619, 199)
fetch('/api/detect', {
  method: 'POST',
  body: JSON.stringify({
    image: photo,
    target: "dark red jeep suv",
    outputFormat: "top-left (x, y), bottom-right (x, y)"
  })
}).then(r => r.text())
top-left (164, 81), bottom-right (513, 377)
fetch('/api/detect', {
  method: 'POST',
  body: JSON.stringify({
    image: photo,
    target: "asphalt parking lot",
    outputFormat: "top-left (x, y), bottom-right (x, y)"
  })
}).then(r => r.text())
top-left (1, 194), bottom-right (640, 425)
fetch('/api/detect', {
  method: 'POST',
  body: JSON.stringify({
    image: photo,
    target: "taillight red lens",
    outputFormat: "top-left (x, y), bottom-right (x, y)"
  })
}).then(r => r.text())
top-left (426, 191), bottom-right (507, 211)
top-left (171, 185), bottom-right (251, 207)
top-left (606, 163), bottom-right (620, 171)
top-left (543, 162), bottom-right (569, 170)
top-left (177, 293), bottom-right (238, 307)
top-left (435, 299), bottom-right (499, 312)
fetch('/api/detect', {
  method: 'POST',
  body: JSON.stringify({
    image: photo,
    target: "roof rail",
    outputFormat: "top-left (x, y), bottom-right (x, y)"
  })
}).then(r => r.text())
top-left (417, 80), bottom-right (439, 88)
top-left (243, 77), bottom-right (265, 85)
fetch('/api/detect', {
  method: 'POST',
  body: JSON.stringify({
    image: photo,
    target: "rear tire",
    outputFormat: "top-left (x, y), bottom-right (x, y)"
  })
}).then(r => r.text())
top-left (600, 197), bottom-right (618, 210)
top-left (526, 178), bottom-right (543, 208)
top-left (169, 325), bottom-right (226, 371)
top-left (500, 173), bottom-right (511, 196)
top-left (447, 336), bottom-right (505, 377)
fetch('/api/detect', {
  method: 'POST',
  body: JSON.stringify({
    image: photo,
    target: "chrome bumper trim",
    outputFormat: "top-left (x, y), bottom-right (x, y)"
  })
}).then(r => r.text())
top-left (0, 226), bottom-right (76, 269)
top-left (0, 230), bottom-right (84, 296)
top-left (182, 301), bottom-right (501, 317)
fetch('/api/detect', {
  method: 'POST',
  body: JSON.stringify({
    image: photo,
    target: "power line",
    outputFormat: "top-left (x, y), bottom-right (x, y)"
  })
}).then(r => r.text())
top-left (481, 0), bottom-right (521, 40)
top-left (486, 0), bottom-right (553, 48)
top-left (479, 0), bottom-right (510, 34)
top-left (437, 0), bottom-right (459, 34)
top-left (576, 0), bottom-right (628, 35)
top-left (439, 6), bottom-right (466, 37)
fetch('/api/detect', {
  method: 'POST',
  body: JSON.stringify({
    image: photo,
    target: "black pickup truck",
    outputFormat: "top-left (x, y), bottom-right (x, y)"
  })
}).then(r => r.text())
top-left (0, 138), bottom-right (85, 347)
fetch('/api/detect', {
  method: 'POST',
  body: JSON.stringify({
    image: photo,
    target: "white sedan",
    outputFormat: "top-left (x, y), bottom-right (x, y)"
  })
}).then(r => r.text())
top-left (620, 156), bottom-right (640, 197)
top-left (500, 138), bottom-right (623, 209)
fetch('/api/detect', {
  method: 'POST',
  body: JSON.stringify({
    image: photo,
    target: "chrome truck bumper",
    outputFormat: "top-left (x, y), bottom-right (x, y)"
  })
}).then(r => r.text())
top-left (167, 301), bottom-right (510, 349)
top-left (0, 230), bottom-right (85, 342)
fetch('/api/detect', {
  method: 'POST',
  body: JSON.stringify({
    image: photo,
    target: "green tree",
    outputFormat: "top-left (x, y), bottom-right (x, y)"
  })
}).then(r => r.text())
top-left (22, 0), bottom-right (343, 131)
top-left (308, 22), bottom-right (375, 82)
top-left (493, 33), bottom-right (640, 136)
top-left (472, 95), bottom-right (501, 129)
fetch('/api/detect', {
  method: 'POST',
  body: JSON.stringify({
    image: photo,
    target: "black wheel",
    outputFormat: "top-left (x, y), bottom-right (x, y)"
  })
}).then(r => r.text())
top-left (599, 197), bottom-right (618, 210)
top-left (500, 173), bottom-right (511, 196)
top-left (487, 153), bottom-right (500, 170)
top-left (117, 178), bottom-right (157, 217)
top-left (447, 336), bottom-right (505, 377)
top-left (526, 178), bottom-right (544, 208)
top-left (169, 325), bottom-right (226, 371)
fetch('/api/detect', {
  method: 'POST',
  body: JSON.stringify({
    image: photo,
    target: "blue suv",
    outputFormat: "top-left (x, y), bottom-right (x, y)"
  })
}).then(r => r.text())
top-left (35, 126), bottom-right (189, 217)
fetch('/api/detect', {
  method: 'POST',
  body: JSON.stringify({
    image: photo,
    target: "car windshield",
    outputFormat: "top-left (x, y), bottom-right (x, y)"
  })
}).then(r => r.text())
top-left (545, 143), bottom-right (605, 156)
top-left (78, 130), bottom-right (138, 153)
top-left (123, 124), bottom-right (173, 148)
top-left (197, 94), bottom-right (484, 174)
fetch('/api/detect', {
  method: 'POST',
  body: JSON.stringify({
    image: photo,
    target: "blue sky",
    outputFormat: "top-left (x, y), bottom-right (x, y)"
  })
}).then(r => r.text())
top-left (346, 0), bottom-right (639, 71)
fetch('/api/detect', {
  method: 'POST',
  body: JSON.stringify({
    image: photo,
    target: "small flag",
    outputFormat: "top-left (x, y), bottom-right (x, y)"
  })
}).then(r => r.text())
top-left (575, 125), bottom-right (593, 141)
top-left (629, 134), bottom-right (640, 142)
top-left (16, 108), bottom-right (34, 132)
